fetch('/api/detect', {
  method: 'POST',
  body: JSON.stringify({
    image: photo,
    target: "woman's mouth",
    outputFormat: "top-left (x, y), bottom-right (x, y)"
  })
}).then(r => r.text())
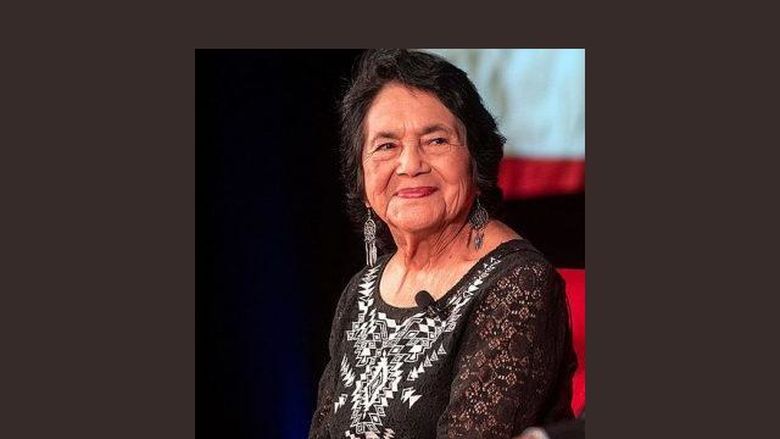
top-left (395, 187), bottom-right (438, 198)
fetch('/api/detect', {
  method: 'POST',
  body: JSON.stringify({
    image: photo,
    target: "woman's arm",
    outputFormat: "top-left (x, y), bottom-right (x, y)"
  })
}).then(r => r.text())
top-left (308, 353), bottom-right (336, 439)
top-left (436, 255), bottom-right (575, 439)
top-left (308, 272), bottom-right (361, 439)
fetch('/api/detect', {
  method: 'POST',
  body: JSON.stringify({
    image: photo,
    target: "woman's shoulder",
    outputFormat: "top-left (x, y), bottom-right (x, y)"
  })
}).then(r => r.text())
top-left (474, 220), bottom-right (522, 258)
top-left (478, 220), bottom-right (551, 266)
top-left (328, 261), bottom-right (387, 333)
top-left (351, 252), bottom-right (393, 285)
top-left (475, 235), bottom-right (564, 313)
top-left (336, 255), bottom-right (393, 304)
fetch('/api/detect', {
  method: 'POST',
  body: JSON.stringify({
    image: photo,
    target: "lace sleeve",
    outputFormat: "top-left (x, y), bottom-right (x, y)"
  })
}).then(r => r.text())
top-left (308, 351), bottom-right (336, 439)
top-left (308, 272), bottom-right (360, 439)
top-left (436, 256), bottom-right (574, 439)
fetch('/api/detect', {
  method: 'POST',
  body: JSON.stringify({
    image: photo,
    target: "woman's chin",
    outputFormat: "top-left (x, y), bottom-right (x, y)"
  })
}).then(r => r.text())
top-left (387, 213), bottom-right (443, 234)
top-left (385, 199), bottom-right (452, 233)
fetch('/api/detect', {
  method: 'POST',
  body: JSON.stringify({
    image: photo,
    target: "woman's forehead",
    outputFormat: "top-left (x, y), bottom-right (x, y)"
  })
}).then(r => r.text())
top-left (364, 83), bottom-right (462, 138)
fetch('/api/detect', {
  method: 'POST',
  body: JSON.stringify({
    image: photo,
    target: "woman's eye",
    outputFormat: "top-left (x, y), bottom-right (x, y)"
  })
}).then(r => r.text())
top-left (376, 143), bottom-right (396, 151)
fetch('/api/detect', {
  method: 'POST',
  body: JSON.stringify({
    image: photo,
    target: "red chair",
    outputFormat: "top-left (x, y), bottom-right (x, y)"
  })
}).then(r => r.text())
top-left (558, 268), bottom-right (585, 417)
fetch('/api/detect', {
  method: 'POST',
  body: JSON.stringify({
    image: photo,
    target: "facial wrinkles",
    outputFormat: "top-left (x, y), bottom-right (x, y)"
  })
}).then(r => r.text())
top-left (370, 142), bottom-right (465, 216)
top-left (361, 84), bottom-right (474, 231)
top-left (396, 124), bottom-right (431, 183)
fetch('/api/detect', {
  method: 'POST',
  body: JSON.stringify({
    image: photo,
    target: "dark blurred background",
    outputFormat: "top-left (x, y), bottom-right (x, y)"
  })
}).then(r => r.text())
top-left (196, 50), bottom-right (583, 438)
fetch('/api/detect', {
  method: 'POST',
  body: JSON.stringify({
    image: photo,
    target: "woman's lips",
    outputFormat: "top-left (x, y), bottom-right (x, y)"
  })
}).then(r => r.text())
top-left (395, 187), bottom-right (437, 198)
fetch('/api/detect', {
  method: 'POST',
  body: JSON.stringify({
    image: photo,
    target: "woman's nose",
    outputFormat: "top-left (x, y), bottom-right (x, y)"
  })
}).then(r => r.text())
top-left (396, 143), bottom-right (430, 177)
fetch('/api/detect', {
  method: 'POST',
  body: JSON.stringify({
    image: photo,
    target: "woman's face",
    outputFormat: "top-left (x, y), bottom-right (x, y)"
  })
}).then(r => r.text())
top-left (362, 83), bottom-right (475, 235)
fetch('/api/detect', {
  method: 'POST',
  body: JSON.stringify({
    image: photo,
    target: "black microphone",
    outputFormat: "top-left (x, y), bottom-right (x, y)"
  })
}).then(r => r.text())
top-left (415, 290), bottom-right (445, 320)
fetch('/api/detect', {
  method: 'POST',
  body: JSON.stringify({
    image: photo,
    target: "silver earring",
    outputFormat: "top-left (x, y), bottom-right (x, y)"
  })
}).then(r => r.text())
top-left (469, 198), bottom-right (489, 250)
top-left (363, 207), bottom-right (378, 267)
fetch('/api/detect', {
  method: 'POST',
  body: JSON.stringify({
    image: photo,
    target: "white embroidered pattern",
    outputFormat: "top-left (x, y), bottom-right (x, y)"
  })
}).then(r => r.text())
top-left (340, 257), bottom-right (502, 437)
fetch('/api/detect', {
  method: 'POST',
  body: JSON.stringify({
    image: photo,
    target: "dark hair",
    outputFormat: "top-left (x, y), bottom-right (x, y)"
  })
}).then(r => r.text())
top-left (339, 49), bottom-right (506, 250)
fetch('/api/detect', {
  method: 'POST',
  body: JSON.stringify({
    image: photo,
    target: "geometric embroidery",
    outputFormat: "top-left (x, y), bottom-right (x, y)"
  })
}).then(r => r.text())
top-left (341, 256), bottom-right (502, 437)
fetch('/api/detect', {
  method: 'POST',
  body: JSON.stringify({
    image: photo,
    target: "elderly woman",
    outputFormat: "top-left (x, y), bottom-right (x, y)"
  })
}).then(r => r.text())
top-left (309, 50), bottom-right (576, 439)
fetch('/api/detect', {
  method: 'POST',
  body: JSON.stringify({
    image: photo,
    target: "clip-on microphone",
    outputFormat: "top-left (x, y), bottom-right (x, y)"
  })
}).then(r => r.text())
top-left (415, 290), bottom-right (445, 320)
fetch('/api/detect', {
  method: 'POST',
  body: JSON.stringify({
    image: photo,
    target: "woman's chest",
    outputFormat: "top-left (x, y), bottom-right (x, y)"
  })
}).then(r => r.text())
top-left (327, 258), bottom-right (504, 437)
top-left (330, 304), bottom-right (461, 438)
top-left (378, 260), bottom-right (474, 307)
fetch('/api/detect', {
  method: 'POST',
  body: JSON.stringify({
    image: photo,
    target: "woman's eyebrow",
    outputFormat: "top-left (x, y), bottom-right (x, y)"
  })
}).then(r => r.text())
top-left (369, 124), bottom-right (455, 144)
top-left (369, 130), bottom-right (400, 144)
top-left (419, 124), bottom-right (453, 136)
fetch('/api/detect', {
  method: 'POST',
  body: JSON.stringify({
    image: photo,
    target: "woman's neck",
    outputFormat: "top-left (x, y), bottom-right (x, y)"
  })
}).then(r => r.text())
top-left (390, 219), bottom-right (474, 272)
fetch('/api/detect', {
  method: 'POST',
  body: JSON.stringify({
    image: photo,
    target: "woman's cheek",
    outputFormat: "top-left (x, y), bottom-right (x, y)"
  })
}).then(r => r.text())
top-left (364, 172), bottom-right (389, 214)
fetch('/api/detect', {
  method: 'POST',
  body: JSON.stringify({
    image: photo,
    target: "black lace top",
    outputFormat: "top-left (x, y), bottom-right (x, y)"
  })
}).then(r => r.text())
top-left (308, 239), bottom-right (576, 439)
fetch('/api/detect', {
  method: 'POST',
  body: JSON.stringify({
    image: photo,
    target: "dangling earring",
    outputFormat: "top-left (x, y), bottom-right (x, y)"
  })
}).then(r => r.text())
top-left (469, 198), bottom-right (489, 250)
top-left (363, 207), bottom-right (378, 267)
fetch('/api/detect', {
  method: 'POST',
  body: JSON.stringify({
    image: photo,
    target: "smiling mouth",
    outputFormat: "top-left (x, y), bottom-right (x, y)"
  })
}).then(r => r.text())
top-left (395, 187), bottom-right (437, 198)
